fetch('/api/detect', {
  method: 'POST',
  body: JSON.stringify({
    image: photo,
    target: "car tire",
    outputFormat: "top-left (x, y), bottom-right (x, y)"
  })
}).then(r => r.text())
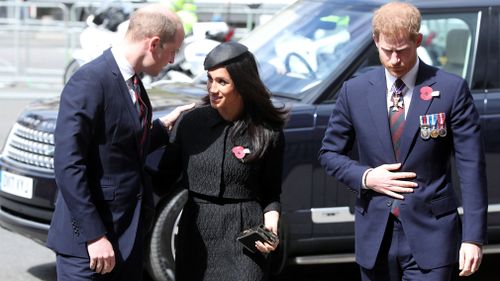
top-left (146, 188), bottom-right (188, 281)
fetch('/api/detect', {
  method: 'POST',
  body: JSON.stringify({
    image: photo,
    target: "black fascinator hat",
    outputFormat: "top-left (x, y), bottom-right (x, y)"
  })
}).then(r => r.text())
top-left (203, 42), bottom-right (249, 70)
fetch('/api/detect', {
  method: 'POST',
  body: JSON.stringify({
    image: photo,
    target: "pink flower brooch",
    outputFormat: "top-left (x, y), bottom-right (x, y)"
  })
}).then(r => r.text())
top-left (420, 86), bottom-right (440, 101)
top-left (231, 146), bottom-right (251, 162)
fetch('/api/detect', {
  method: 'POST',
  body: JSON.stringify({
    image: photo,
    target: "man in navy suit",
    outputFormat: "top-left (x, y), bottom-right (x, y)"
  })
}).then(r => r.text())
top-left (319, 2), bottom-right (487, 281)
top-left (47, 4), bottom-right (192, 281)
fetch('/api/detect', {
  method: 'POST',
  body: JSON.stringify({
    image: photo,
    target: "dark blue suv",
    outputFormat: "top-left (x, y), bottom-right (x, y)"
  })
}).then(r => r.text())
top-left (1, 1), bottom-right (500, 280)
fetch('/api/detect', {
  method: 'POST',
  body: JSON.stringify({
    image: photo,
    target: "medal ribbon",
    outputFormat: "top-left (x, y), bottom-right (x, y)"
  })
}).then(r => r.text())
top-left (437, 113), bottom-right (445, 129)
top-left (429, 114), bottom-right (437, 130)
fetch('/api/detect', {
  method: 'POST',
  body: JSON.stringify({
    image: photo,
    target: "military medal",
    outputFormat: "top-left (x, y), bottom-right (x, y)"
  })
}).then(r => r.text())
top-left (420, 115), bottom-right (430, 140)
top-left (429, 114), bottom-right (439, 138)
top-left (437, 112), bottom-right (447, 137)
top-left (390, 93), bottom-right (403, 111)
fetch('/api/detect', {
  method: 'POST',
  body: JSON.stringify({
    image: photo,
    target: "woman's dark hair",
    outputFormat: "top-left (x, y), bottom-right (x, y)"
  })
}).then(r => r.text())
top-left (202, 51), bottom-right (288, 162)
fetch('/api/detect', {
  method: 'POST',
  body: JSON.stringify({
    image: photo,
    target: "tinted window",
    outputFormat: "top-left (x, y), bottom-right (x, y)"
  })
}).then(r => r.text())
top-left (488, 9), bottom-right (500, 89)
top-left (240, 1), bottom-right (374, 98)
top-left (419, 12), bottom-right (479, 87)
top-left (346, 11), bottom-right (481, 92)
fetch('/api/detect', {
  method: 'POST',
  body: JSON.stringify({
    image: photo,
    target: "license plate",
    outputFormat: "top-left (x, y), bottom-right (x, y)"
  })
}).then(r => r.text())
top-left (0, 170), bottom-right (34, 199)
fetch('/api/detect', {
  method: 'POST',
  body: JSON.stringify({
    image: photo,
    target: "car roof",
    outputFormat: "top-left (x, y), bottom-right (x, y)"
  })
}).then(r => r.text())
top-left (311, 0), bottom-right (500, 9)
top-left (410, 0), bottom-right (500, 9)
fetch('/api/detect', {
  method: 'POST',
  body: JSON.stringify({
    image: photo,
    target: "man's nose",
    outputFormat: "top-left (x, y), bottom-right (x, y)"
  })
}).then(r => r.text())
top-left (390, 52), bottom-right (400, 64)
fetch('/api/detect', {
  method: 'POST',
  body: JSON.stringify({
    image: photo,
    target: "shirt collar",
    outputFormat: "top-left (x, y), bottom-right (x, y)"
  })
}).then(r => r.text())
top-left (111, 46), bottom-right (135, 82)
top-left (384, 57), bottom-right (419, 91)
top-left (205, 106), bottom-right (242, 131)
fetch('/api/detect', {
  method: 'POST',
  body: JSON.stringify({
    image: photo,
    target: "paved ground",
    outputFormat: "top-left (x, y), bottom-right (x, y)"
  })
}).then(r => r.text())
top-left (0, 227), bottom-right (56, 281)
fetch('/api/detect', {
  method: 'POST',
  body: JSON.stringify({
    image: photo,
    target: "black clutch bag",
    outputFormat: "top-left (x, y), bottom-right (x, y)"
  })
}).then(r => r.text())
top-left (236, 225), bottom-right (279, 253)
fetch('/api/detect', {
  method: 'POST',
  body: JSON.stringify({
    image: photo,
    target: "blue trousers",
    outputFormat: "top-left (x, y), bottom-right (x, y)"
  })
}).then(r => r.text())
top-left (360, 216), bottom-right (454, 281)
top-left (55, 230), bottom-right (145, 281)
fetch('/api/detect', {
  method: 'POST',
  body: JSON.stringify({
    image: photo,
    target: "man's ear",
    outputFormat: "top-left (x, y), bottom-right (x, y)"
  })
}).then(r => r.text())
top-left (148, 36), bottom-right (161, 52)
top-left (415, 33), bottom-right (423, 47)
top-left (372, 33), bottom-right (379, 47)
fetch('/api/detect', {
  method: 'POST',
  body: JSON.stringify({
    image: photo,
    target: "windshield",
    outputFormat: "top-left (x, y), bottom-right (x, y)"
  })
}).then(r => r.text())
top-left (240, 1), bottom-right (373, 98)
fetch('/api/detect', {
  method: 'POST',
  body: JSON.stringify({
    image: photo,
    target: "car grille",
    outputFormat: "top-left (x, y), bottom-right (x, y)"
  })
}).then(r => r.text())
top-left (2, 121), bottom-right (55, 173)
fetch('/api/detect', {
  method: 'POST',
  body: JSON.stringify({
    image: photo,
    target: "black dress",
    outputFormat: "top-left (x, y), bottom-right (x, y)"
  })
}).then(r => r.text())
top-left (165, 106), bottom-right (284, 281)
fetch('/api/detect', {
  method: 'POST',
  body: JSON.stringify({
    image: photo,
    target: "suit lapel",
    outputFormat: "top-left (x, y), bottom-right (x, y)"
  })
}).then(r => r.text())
top-left (399, 62), bottom-right (438, 163)
top-left (103, 49), bottom-right (143, 153)
top-left (104, 49), bottom-right (142, 130)
top-left (366, 69), bottom-right (397, 162)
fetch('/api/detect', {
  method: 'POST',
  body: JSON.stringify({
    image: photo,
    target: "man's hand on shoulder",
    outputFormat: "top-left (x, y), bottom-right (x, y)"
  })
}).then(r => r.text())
top-left (365, 163), bottom-right (418, 199)
top-left (87, 235), bottom-right (116, 274)
top-left (159, 103), bottom-right (196, 131)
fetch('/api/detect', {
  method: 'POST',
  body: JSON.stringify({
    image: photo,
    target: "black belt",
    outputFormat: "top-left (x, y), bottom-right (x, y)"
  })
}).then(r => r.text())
top-left (189, 191), bottom-right (254, 204)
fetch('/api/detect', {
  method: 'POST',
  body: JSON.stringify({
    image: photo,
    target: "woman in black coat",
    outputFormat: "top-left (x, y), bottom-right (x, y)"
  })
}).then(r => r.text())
top-left (160, 42), bottom-right (288, 281)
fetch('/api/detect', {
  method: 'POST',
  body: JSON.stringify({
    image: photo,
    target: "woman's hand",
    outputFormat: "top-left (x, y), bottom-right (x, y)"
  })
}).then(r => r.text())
top-left (255, 211), bottom-right (280, 254)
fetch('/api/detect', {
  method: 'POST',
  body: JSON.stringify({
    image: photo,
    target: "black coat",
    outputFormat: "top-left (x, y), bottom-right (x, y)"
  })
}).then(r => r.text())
top-left (150, 105), bottom-right (284, 281)
top-left (152, 105), bottom-right (283, 213)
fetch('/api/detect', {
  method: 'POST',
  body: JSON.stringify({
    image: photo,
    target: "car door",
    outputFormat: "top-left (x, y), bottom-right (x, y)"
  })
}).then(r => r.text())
top-left (420, 6), bottom-right (500, 234)
top-left (281, 102), bottom-right (317, 244)
top-left (309, 41), bottom-right (379, 253)
top-left (482, 4), bottom-right (500, 244)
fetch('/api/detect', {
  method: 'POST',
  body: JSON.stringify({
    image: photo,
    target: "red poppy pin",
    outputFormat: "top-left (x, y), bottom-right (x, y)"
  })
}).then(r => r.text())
top-left (420, 86), bottom-right (440, 101)
top-left (232, 146), bottom-right (251, 162)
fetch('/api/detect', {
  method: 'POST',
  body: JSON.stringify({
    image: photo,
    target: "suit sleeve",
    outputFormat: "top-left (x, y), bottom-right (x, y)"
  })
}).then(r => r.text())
top-left (318, 82), bottom-right (371, 194)
top-left (53, 70), bottom-right (106, 243)
top-left (450, 79), bottom-right (488, 244)
top-left (148, 118), bottom-right (170, 152)
top-left (145, 112), bottom-right (184, 195)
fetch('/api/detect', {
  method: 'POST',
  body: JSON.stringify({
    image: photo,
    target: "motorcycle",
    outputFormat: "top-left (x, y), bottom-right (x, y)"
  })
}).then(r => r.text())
top-left (146, 21), bottom-right (234, 85)
top-left (64, 4), bottom-right (130, 84)
top-left (64, 7), bottom-right (233, 86)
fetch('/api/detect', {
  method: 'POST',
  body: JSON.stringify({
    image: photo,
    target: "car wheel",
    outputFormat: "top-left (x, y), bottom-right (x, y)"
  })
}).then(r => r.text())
top-left (146, 188), bottom-right (188, 281)
top-left (63, 59), bottom-right (80, 84)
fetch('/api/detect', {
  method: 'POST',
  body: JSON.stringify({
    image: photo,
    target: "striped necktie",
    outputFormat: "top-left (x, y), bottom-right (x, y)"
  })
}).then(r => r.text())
top-left (132, 75), bottom-right (148, 155)
top-left (132, 75), bottom-right (147, 126)
top-left (389, 78), bottom-right (406, 161)
top-left (389, 78), bottom-right (405, 217)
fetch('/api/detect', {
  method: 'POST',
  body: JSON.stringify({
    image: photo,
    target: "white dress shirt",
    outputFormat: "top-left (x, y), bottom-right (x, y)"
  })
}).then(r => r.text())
top-left (111, 46), bottom-right (137, 104)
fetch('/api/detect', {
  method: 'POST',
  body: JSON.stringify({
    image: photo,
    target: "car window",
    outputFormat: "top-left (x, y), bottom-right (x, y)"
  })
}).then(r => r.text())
top-left (347, 11), bottom-right (480, 93)
top-left (490, 9), bottom-right (500, 89)
top-left (419, 12), bottom-right (479, 86)
top-left (239, 1), bottom-right (373, 98)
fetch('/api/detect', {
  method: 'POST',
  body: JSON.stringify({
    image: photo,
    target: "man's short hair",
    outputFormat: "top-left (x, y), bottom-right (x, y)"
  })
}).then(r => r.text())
top-left (127, 5), bottom-right (181, 45)
top-left (372, 1), bottom-right (421, 42)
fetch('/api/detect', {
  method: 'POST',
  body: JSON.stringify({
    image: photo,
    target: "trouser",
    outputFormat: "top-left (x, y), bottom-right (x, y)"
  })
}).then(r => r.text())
top-left (360, 215), bottom-right (453, 281)
top-left (56, 229), bottom-right (145, 281)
